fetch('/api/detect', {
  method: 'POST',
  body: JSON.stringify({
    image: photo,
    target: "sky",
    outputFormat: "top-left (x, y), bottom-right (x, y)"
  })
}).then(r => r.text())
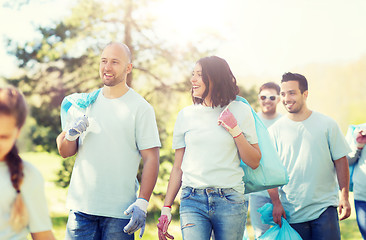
top-left (1, 0), bottom-right (366, 81)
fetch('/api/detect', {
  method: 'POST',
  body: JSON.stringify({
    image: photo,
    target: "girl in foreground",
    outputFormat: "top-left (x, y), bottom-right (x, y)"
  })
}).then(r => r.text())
top-left (157, 56), bottom-right (261, 240)
top-left (0, 86), bottom-right (55, 240)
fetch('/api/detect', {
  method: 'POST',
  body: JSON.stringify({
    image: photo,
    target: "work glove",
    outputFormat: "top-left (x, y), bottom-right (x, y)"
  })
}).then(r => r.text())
top-left (218, 107), bottom-right (242, 138)
top-left (356, 129), bottom-right (366, 149)
top-left (157, 206), bottom-right (174, 240)
top-left (65, 115), bottom-right (89, 141)
top-left (124, 198), bottom-right (148, 238)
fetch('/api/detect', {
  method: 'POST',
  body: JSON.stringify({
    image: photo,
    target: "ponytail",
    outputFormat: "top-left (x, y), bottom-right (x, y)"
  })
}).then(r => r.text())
top-left (0, 87), bottom-right (29, 232)
top-left (6, 146), bottom-right (29, 232)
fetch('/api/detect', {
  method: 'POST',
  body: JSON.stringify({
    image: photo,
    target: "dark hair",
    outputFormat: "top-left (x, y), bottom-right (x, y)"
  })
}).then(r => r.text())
top-left (281, 72), bottom-right (308, 93)
top-left (192, 56), bottom-right (239, 107)
top-left (259, 82), bottom-right (280, 95)
top-left (0, 86), bottom-right (29, 231)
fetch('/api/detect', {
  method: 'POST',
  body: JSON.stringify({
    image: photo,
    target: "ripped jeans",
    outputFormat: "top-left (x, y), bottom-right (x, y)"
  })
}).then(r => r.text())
top-left (179, 187), bottom-right (247, 240)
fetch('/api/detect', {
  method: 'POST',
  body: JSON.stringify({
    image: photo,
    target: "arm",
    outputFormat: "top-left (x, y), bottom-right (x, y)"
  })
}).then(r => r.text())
top-left (234, 135), bottom-right (261, 169)
top-left (123, 147), bottom-right (160, 237)
top-left (56, 115), bottom-right (89, 158)
top-left (157, 148), bottom-right (185, 240)
top-left (334, 156), bottom-right (351, 220)
top-left (267, 188), bottom-right (286, 227)
top-left (164, 148), bottom-right (185, 206)
top-left (347, 148), bottom-right (363, 165)
top-left (56, 131), bottom-right (78, 158)
top-left (218, 108), bottom-right (261, 169)
top-left (31, 230), bottom-right (56, 240)
top-left (348, 129), bottom-right (366, 165)
top-left (138, 147), bottom-right (160, 201)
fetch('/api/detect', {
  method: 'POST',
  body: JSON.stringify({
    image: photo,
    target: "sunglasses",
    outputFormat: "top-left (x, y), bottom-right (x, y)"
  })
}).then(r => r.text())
top-left (259, 95), bottom-right (278, 101)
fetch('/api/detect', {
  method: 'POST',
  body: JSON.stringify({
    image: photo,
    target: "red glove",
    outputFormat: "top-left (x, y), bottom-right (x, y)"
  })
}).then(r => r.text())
top-left (356, 129), bottom-right (366, 149)
top-left (157, 207), bottom-right (174, 240)
top-left (218, 108), bottom-right (242, 138)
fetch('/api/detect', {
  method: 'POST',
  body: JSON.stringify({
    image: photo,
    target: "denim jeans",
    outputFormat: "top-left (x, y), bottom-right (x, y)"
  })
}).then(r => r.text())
top-left (249, 194), bottom-right (272, 239)
top-left (65, 210), bottom-right (134, 240)
top-left (179, 187), bottom-right (247, 240)
top-left (290, 206), bottom-right (340, 240)
top-left (355, 199), bottom-right (366, 239)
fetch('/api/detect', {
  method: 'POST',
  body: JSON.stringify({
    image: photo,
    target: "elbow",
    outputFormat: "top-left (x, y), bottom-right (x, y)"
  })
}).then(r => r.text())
top-left (252, 151), bottom-right (262, 169)
top-left (59, 150), bottom-right (74, 159)
top-left (58, 146), bottom-right (76, 158)
top-left (251, 161), bottom-right (260, 170)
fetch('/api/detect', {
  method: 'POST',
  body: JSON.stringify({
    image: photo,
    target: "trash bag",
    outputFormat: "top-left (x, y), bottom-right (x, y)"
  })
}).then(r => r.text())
top-left (258, 203), bottom-right (302, 240)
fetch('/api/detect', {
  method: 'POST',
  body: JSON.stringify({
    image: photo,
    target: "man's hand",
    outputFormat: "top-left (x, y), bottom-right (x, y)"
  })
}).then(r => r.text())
top-left (338, 197), bottom-right (351, 221)
top-left (218, 108), bottom-right (242, 138)
top-left (157, 207), bottom-right (174, 240)
top-left (272, 202), bottom-right (286, 227)
top-left (124, 198), bottom-right (149, 238)
top-left (65, 115), bottom-right (89, 141)
top-left (355, 129), bottom-right (366, 149)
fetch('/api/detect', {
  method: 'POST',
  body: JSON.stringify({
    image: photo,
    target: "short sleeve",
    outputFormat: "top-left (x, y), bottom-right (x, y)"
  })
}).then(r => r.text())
top-left (327, 119), bottom-right (351, 161)
top-left (21, 162), bottom-right (52, 233)
top-left (172, 110), bottom-right (186, 149)
top-left (229, 101), bottom-right (258, 144)
top-left (135, 105), bottom-right (161, 150)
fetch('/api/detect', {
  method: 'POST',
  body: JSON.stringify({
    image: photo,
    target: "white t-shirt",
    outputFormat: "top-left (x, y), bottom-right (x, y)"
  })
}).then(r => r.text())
top-left (257, 112), bottom-right (283, 128)
top-left (65, 88), bottom-right (161, 218)
top-left (172, 101), bottom-right (258, 193)
top-left (269, 111), bottom-right (351, 223)
top-left (0, 161), bottom-right (52, 240)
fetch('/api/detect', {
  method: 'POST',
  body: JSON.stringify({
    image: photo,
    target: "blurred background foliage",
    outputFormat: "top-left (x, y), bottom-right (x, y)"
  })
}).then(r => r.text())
top-left (1, 0), bottom-right (366, 211)
top-left (1, 0), bottom-right (259, 208)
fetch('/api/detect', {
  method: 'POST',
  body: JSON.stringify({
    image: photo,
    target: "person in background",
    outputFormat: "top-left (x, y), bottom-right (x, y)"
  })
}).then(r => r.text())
top-left (0, 86), bottom-right (55, 240)
top-left (248, 82), bottom-right (282, 239)
top-left (346, 125), bottom-right (366, 239)
top-left (268, 72), bottom-right (351, 240)
top-left (157, 56), bottom-right (261, 240)
top-left (56, 42), bottom-right (161, 239)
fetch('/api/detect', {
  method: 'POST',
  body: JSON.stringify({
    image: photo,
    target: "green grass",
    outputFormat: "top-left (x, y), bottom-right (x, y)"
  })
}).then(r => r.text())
top-left (23, 152), bottom-right (363, 240)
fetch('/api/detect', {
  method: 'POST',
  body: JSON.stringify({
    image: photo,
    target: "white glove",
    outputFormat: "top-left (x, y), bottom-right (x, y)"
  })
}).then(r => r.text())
top-left (124, 198), bottom-right (149, 238)
top-left (65, 115), bottom-right (89, 141)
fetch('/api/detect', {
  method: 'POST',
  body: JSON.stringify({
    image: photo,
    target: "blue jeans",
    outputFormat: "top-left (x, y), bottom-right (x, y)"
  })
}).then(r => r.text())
top-left (65, 210), bottom-right (134, 240)
top-left (355, 199), bottom-right (366, 239)
top-left (249, 194), bottom-right (272, 239)
top-left (290, 206), bottom-right (340, 240)
top-left (180, 187), bottom-right (247, 240)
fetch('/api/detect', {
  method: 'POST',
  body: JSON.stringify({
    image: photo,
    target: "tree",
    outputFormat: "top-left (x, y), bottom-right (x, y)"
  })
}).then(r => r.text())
top-left (4, 0), bottom-right (219, 193)
top-left (5, 0), bottom-right (213, 151)
top-left (4, 0), bottom-right (260, 207)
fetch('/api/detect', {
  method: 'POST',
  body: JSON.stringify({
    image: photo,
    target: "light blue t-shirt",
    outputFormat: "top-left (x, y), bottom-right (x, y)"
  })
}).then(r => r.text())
top-left (0, 161), bottom-right (52, 239)
top-left (172, 101), bottom-right (258, 193)
top-left (65, 88), bottom-right (161, 218)
top-left (269, 111), bottom-right (351, 223)
top-left (346, 123), bottom-right (366, 202)
top-left (250, 112), bottom-right (282, 198)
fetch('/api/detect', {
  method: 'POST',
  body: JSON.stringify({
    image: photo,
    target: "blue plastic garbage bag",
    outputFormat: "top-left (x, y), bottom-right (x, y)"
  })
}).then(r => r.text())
top-left (258, 203), bottom-right (302, 240)
top-left (235, 96), bottom-right (289, 194)
top-left (60, 88), bottom-right (101, 129)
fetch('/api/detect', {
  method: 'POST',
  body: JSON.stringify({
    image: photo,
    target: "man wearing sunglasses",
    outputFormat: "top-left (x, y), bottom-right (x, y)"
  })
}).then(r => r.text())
top-left (247, 82), bottom-right (283, 239)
